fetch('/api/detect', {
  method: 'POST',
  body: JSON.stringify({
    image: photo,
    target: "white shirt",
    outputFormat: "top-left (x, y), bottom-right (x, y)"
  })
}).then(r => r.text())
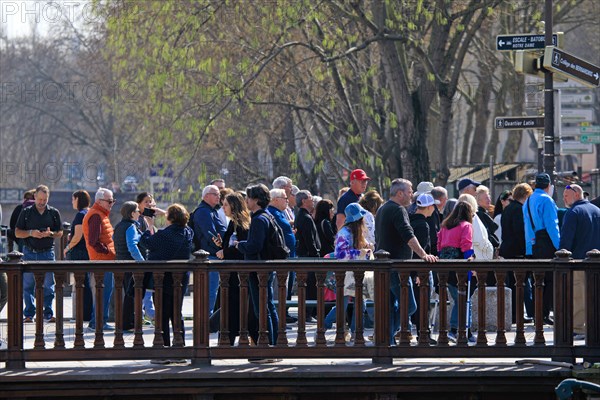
top-left (472, 214), bottom-right (494, 260)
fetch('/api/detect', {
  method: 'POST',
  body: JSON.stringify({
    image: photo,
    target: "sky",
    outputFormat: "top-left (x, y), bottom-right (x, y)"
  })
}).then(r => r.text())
top-left (1, 0), bottom-right (90, 38)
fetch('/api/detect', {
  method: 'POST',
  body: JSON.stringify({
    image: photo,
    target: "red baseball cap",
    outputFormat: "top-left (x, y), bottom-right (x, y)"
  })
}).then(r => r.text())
top-left (350, 169), bottom-right (371, 181)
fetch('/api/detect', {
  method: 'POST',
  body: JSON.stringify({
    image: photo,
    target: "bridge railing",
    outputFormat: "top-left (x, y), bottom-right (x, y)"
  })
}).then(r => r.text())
top-left (1, 249), bottom-right (599, 368)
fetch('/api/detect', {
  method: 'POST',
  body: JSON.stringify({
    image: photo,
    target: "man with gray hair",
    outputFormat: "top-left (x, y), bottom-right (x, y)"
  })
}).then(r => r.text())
top-left (431, 187), bottom-right (448, 213)
top-left (192, 184), bottom-right (228, 316)
top-left (295, 189), bottom-right (320, 322)
top-left (272, 177), bottom-right (297, 322)
top-left (375, 178), bottom-right (437, 344)
top-left (82, 187), bottom-right (116, 331)
top-left (272, 176), bottom-right (294, 222)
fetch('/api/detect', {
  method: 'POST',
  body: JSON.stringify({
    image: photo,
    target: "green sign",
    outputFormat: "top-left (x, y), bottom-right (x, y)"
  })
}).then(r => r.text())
top-left (580, 134), bottom-right (600, 144)
top-left (580, 125), bottom-right (600, 134)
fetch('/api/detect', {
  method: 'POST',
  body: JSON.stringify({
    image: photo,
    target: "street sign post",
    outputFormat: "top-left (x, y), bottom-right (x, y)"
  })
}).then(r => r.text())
top-left (496, 33), bottom-right (560, 51)
top-left (580, 134), bottom-right (600, 144)
top-left (494, 116), bottom-right (545, 130)
top-left (543, 46), bottom-right (600, 88)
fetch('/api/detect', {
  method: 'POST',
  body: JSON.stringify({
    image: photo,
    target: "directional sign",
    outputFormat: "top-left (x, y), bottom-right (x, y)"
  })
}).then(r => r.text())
top-left (580, 134), bottom-right (600, 144)
top-left (495, 116), bottom-right (545, 130)
top-left (561, 109), bottom-right (594, 122)
top-left (561, 140), bottom-right (594, 154)
top-left (561, 92), bottom-right (595, 105)
top-left (497, 33), bottom-right (559, 51)
top-left (544, 46), bottom-right (600, 88)
top-left (580, 125), bottom-right (600, 134)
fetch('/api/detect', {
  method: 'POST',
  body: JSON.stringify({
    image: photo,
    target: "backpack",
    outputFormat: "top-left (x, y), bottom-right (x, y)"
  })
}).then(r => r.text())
top-left (264, 212), bottom-right (290, 260)
top-left (187, 206), bottom-right (202, 251)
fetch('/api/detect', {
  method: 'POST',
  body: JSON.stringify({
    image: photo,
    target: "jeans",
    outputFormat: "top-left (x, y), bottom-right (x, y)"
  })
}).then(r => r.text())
top-left (390, 271), bottom-right (417, 344)
top-left (248, 272), bottom-right (278, 345)
top-left (208, 256), bottom-right (220, 316)
top-left (22, 248), bottom-right (55, 319)
top-left (448, 283), bottom-right (472, 330)
top-left (88, 272), bottom-right (114, 327)
top-left (324, 295), bottom-right (366, 333)
top-left (143, 290), bottom-right (155, 319)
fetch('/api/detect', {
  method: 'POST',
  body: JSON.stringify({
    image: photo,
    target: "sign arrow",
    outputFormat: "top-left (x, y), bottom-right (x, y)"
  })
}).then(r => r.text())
top-left (544, 46), bottom-right (600, 88)
top-left (496, 33), bottom-right (561, 51)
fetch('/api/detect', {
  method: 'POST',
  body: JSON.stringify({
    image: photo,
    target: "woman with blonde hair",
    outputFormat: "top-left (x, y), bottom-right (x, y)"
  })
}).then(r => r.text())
top-left (458, 193), bottom-right (494, 260)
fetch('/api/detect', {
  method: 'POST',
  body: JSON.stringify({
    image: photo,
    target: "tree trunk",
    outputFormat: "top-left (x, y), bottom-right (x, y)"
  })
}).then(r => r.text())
top-left (437, 88), bottom-right (454, 186)
top-left (461, 102), bottom-right (475, 165)
top-left (471, 62), bottom-right (493, 164)
top-left (501, 73), bottom-right (525, 162)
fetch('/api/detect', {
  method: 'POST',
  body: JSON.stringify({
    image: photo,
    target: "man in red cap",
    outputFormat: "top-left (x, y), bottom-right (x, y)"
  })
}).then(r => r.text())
top-left (336, 169), bottom-right (370, 230)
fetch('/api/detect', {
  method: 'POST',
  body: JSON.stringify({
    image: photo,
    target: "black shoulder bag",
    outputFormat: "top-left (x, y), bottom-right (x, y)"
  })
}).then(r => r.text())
top-left (526, 198), bottom-right (556, 258)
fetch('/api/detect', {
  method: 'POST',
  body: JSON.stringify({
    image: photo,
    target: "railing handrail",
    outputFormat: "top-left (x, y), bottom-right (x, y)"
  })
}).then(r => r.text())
top-left (1, 249), bottom-right (599, 369)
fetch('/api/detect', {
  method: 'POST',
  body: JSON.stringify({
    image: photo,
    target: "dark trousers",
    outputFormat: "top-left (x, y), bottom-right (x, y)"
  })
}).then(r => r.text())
top-left (410, 275), bottom-right (432, 337)
top-left (305, 272), bottom-right (317, 318)
top-left (542, 271), bottom-right (553, 319)
top-left (122, 272), bottom-right (135, 331)
top-left (215, 273), bottom-right (259, 345)
top-left (505, 271), bottom-right (535, 322)
top-left (156, 272), bottom-right (189, 347)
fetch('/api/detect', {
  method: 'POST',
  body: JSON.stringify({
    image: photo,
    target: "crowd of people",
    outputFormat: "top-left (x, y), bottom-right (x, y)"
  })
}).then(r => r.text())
top-left (2, 170), bottom-right (600, 359)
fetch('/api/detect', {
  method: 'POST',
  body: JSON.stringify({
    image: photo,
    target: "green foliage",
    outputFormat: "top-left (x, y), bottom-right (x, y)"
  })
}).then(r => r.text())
top-left (95, 0), bottom-right (522, 192)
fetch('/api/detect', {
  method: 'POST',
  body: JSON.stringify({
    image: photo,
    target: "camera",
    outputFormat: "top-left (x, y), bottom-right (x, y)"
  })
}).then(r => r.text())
top-left (142, 208), bottom-right (156, 217)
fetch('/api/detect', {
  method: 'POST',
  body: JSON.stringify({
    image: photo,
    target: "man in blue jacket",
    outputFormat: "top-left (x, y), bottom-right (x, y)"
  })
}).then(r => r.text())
top-left (560, 184), bottom-right (600, 340)
top-left (523, 173), bottom-right (559, 325)
top-left (193, 185), bottom-right (227, 317)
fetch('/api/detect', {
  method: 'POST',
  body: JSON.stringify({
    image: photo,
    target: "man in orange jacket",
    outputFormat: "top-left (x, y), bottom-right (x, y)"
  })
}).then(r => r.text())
top-left (83, 188), bottom-right (117, 331)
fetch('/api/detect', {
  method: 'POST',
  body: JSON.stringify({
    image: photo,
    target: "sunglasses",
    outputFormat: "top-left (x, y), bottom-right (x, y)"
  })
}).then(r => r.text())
top-left (565, 185), bottom-right (577, 193)
top-left (101, 198), bottom-right (116, 204)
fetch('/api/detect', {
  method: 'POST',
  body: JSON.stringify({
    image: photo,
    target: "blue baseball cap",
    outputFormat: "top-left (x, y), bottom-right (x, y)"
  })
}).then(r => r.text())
top-left (457, 178), bottom-right (481, 192)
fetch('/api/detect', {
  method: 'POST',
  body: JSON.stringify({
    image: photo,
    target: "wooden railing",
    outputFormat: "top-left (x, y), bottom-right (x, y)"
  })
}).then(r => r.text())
top-left (1, 249), bottom-right (599, 369)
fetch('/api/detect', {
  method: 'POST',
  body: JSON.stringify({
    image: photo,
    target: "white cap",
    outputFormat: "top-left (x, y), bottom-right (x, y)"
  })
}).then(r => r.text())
top-left (416, 193), bottom-right (438, 207)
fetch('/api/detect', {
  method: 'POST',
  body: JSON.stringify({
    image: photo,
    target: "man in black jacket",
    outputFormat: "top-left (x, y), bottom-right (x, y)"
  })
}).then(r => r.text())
top-left (295, 190), bottom-right (321, 257)
top-left (375, 178), bottom-right (437, 344)
top-left (295, 190), bottom-right (321, 322)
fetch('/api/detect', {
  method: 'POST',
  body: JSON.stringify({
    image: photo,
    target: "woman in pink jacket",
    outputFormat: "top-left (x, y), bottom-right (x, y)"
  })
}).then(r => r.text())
top-left (437, 201), bottom-right (475, 343)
